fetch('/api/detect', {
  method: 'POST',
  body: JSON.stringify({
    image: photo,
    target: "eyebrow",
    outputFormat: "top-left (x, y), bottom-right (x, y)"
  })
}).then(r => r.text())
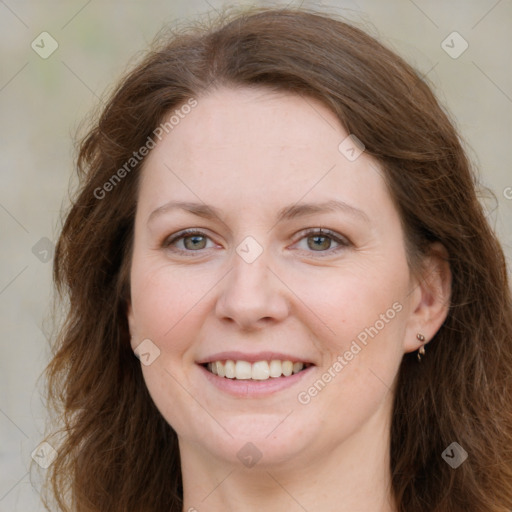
top-left (147, 199), bottom-right (369, 225)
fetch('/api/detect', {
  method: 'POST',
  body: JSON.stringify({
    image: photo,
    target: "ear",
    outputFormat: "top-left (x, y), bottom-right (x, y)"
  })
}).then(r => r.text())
top-left (403, 242), bottom-right (452, 354)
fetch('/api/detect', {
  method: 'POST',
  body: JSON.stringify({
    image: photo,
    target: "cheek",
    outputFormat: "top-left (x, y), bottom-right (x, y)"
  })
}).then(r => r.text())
top-left (290, 261), bottom-right (408, 345)
top-left (290, 260), bottom-right (409, 411)
top-left (291, 278), bottom-right (407, 446)
top-left (130, 262), bottom-right (218, 433)
top-left (130, 259), bottom-right (217, 344)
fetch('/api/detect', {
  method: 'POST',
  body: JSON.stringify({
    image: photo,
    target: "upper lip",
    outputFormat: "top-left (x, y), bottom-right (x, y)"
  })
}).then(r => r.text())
top-left (196, 351), bottom-right (315, 365)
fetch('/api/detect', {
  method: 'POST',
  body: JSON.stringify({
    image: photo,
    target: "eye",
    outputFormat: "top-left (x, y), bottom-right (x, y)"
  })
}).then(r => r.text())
top-left (163, 229), bottom-right (216, 252)
top-left (293, 228), bottom-right (350, 255)
top-left (162, 228), bottom-right (350, 256)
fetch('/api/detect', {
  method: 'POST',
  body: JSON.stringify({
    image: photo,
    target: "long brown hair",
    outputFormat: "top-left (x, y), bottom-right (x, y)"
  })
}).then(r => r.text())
top-left (42, 7), bottom-right (512, 511)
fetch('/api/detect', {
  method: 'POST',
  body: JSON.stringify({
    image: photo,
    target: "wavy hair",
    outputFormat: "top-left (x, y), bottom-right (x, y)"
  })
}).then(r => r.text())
top-left (42, 7), bottom-right (512, 511)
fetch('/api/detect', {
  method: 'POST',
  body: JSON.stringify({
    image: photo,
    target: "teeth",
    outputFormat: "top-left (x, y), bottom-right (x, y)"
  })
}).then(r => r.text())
top-left (282, 361), bottom-right (293, 377)
top-left (252, 361), bottom-right (270, 380)
top-left (224, 360), bottom-right (236, 379)
top-left (269, 360), bottom-right (282, 378)
top-left (206, 360), bottom-right (306, 380)
top-left (235, 360), bottom-right (252, 379)
top-left (292, 361), bottom-right (303, 374)
top-left (216, 361), bottom-right (226, 378)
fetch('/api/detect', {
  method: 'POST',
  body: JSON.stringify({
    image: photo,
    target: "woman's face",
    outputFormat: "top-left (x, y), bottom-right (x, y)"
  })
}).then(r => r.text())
top-left (128, 87), bottom-right (424, 469)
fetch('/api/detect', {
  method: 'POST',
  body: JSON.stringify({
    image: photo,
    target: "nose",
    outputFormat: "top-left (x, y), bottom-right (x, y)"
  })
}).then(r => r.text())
top-left (215, 250), bottom-right (289, 331)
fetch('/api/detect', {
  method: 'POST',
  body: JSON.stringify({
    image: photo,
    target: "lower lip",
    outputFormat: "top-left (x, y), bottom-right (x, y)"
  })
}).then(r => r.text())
top-left (198, 364), bottom-right (314, 398)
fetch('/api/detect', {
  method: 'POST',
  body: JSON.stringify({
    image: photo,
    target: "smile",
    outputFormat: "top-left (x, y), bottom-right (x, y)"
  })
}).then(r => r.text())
top-left (205, 360), bottom-right (312, 380)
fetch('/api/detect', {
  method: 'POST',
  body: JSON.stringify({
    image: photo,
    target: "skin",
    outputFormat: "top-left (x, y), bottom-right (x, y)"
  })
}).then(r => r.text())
top-left (127, 87), bottom-right (451, 512)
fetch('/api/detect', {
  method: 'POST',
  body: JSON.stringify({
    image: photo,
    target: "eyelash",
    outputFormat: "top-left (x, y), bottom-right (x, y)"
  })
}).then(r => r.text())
top-left (162, 228), bottom-right (351, 257)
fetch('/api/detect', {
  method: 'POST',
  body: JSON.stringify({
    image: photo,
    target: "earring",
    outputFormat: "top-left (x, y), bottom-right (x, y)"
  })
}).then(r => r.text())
top-left (416, 333), bottom-right (426, 361)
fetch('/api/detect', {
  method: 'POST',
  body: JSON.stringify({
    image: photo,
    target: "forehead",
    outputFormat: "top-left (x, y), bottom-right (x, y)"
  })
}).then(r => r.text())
top-left (137, 86), bottom-right (393, 224)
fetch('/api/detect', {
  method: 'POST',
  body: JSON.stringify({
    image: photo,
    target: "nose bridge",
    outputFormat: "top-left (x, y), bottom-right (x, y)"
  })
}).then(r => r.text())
top-left (215, 243), bottom-right (288, 327)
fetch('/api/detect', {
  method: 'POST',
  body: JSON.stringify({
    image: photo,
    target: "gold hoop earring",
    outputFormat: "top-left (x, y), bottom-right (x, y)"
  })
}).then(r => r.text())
top-left (417, 333), bottom-right (426, 361)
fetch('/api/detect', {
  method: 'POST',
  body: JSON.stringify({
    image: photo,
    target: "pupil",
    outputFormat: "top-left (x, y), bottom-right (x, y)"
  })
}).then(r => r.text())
top-left (185, 235), bottom-right (206, 250)
top-left (308, 235), bottom-right (330, 251)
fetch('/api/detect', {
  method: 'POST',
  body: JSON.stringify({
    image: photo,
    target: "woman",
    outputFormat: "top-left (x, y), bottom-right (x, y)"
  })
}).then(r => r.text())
top-left (43, 7), bottom-right (512, 512)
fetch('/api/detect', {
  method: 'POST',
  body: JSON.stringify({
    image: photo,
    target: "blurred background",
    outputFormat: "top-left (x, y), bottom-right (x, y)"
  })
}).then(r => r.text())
top-left (1, 0), bottom-right (511, 509)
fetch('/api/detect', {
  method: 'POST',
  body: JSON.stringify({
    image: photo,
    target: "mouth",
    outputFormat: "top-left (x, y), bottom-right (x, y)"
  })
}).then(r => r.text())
top-left (202, 360), bottom-right (313, 380)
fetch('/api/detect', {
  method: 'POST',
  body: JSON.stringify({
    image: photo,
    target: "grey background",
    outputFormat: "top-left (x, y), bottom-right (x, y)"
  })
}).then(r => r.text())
top-left (1, 0), bottom-right (511, 510)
